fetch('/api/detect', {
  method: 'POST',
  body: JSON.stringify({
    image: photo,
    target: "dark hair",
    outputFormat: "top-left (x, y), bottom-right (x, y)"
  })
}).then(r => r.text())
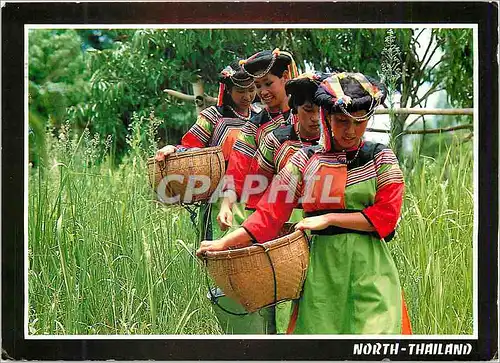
top-left (242, 50), bottom-right (293, 79)
top-left (287, 82), bottom-right (316, 112)
top-left (268, 60), bottom-right (289, 78)
top-left (286, 72), bottom-right (332, 112)
top-left (218, 60), bottom-right (254, 108)
top-left (218, 60), bottom-right (253, 87)
top-left (221, 87), bottom-right (235, 109)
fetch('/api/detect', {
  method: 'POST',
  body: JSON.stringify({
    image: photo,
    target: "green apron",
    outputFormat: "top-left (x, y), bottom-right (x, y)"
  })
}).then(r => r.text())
top-left (293, 232), bottom-right (401, 334)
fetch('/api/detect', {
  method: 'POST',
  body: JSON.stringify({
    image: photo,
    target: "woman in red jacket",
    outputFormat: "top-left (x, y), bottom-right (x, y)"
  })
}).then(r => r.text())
top-left (155, 61), bottom-right (258, 240)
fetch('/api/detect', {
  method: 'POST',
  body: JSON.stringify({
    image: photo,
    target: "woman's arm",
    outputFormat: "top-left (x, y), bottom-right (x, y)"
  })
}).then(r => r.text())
top-left (295, 212), bottom-right (375, 232)
top-left (196, 227), bottom-right (252, 258)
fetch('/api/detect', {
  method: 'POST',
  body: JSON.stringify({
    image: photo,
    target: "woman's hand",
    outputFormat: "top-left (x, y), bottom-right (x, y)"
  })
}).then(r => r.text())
top-left (217, 204), bottom-right (233, 231)
top-left (295, 215), bottom-right (331, 231)
top-left (196, 239), bottom-right (230, 259)
top-left (155, 145), bottom-right (177, 162)
top-left (196, 228), bottom-right (253, 259)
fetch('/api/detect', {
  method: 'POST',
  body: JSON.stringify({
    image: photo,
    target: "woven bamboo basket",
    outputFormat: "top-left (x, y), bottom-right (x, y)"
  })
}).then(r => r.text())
top-left (204, 230), bottom-right (309, 313)
top-left (147, 146), bottom-right (225, 204)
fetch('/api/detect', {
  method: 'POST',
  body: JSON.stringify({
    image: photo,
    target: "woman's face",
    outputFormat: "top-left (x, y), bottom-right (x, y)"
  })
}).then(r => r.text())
top-left (253, 71), bottom-right (289, 110)
top-left (230, 84), bottom-right (256, 112)
top-left (330, 110), bottom-right (369, 150)
top-left (296, 102), bottom-right (320, 137)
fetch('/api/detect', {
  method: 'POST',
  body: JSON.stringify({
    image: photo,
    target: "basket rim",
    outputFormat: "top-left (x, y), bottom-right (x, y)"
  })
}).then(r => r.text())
top-left (147, 146), bottom-right (223, 165)
top-left (204, 230), bottom-right (307, 260)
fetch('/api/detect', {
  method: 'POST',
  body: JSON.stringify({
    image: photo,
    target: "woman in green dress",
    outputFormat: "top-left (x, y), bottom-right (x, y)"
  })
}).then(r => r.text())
top-left (197, 72), bottom-right (408, 334)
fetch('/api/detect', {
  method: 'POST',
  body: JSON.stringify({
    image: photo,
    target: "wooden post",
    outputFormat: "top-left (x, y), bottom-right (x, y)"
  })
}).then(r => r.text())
top-left (191, 77), bottom-right (205, 114)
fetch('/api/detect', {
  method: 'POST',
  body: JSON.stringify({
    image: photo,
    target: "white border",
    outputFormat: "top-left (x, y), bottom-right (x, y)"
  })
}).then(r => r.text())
top-left (25, 23), bottom-right (479, 340)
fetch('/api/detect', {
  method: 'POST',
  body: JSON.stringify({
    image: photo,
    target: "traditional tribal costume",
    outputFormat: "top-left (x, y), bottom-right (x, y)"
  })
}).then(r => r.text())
top-left (221, 49), bottom-right (298, 334)
top-left (242, 72), bottom-right (411, 334)
top-left (178, 62), bottom-right (259, 240)
top-left (250, 72), bottom-right (331, 214)
top-left (225, 49), bottom-right (299, 213)
top-left (252, 72), bottom-right (330, 333)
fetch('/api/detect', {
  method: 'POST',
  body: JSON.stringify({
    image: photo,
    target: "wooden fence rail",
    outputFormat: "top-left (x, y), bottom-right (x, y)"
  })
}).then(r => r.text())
top-left (163, 88), bottom-right (474, 117)
top-left (163, 87), bottom-right (474, 136)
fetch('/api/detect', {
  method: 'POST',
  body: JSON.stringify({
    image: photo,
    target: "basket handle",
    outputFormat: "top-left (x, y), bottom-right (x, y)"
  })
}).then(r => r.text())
top-left (254, 244), bottom-right (278, 308)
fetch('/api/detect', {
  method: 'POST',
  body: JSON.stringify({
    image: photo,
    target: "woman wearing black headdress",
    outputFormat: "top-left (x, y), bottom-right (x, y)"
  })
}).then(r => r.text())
top-left (155, 61), bottom-right (258, 240)
top-left (198, 72), bottom-right (411, 334)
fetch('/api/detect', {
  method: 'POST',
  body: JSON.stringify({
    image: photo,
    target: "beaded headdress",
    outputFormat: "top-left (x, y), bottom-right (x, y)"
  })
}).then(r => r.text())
top-left (216, 62), bottom-right (255, 107)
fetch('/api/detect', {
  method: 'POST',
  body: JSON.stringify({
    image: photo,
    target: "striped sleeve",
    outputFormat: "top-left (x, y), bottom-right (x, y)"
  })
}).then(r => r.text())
top-left (244, 132), bottom-right (280, 210)
top-left (255, 132), bottom-right (277, 177)
top-left (180, 108), bottom-right (219, 148)
top-left (224, 121), bottom-right (259, 197)
top-left (242, 151), bottom-right (305, 243)
top-left (362, 147), bottom-right (405, 239)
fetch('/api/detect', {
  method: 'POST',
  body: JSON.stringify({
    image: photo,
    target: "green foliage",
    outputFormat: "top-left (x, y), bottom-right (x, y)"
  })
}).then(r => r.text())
top-left (75, 28), bottom-right (398, 160)
top-left (28, 29), bottom-right (91, 165)
top-left (377, 28), bottom-right (473, 157)
top-left (303, 29), bottom-right (390, 75)
top-left (76, 29), bottom-right (121, 50)
top-left (380, 29), bottom-right (403, 96)
top-left (394, 138), bottom-right (473, 334)
top-left (434, 29), bottom-right (474, 108)
top-left (28, 28), bottom-right (474, 163)
top-left (28, 127), bottom-right (220, 334)
top-left (380, 29), bottom-right (405, 152)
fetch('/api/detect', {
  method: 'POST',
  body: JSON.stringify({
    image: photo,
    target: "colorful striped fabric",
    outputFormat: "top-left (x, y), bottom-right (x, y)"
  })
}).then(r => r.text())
top-left (180, 105), bottom-right (259, 161)
top-left (225, 109), bottom-right (292, 199)
top-left (242, 140), bottom-right (405, 242)
top-left (241, 140), bottom-right (407, 335)
top-left (248, 122), bottom-right (320, 209)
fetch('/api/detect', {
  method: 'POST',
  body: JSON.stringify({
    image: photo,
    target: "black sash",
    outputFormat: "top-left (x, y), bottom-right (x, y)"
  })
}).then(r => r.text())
top-left (304, 209), bottom-right (396, 242)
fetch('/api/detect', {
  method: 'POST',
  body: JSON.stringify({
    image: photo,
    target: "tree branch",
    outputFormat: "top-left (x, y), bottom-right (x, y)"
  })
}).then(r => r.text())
top-left (412, 57), bottom-right (445, 94)
top-left (411, 85), bottom-right (445, 107)
top-left (405, 114), bottom-right (426, 129)
top-left (420, 30), bottom-right (435, 67)
top-left (421, 40), bottom-right (442, 74)
top-left (366, 124), bottom-right (473, 134)
top-left (163, 89), bottom-right (217, 104)
top-left (414, 28), bottom-right (426, 43)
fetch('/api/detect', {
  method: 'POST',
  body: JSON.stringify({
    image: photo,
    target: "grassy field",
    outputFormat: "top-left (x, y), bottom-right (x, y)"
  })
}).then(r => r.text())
top-left (28, 129), bottom-right (473, 335)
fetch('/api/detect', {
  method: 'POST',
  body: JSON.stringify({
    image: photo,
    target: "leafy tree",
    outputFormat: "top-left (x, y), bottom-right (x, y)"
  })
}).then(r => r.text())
top-left (28, 29), bottom-right (91, 164)
top-left (28, 28), bottom-right (473, 163)
top-left (383, 28), bottom-right (473, 156)
top-left (82, 28), bottom-right (397, 160)
top-left (76, 29), bottom-right (121, 51)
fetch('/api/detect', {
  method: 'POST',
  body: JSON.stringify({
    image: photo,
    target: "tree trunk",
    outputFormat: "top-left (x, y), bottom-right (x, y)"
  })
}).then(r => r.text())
top-left (191, 78), bottom-right (205, 114)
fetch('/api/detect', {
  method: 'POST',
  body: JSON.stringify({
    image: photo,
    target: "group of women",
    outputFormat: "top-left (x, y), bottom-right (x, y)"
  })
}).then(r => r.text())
top-left (155, 48), bottom-right (412, 335)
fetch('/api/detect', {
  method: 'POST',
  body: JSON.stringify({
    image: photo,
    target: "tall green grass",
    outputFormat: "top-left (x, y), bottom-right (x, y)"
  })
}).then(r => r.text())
top-left (28, 116), bottom-right (222, 335)
top-left (392, 138), bottom-right (474, 335)
top-left (28, 124), bottom-right (473, 335)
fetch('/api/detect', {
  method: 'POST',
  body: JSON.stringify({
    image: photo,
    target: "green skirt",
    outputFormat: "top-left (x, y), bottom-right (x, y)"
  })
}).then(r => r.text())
top-left (293, 233), bottom-right (402, 334)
